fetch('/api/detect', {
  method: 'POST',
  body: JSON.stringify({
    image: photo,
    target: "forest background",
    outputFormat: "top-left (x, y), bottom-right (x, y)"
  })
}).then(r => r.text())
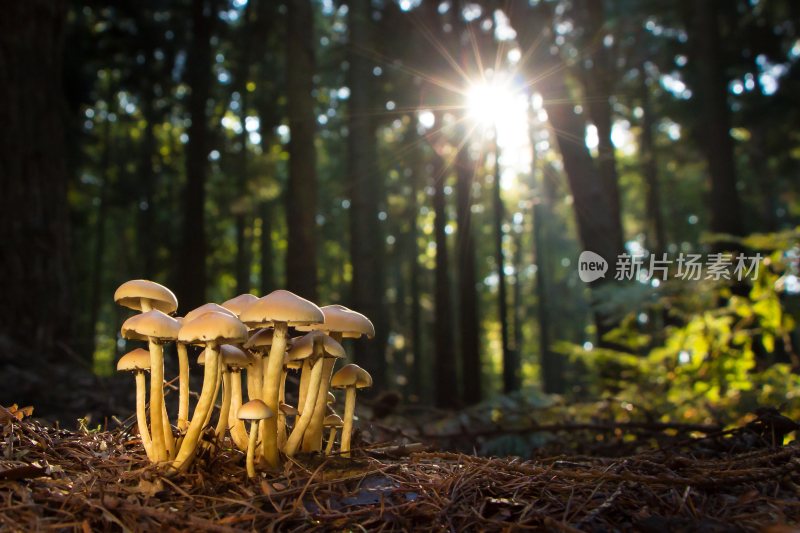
top-left (2, 0), bottom-right (800, 432)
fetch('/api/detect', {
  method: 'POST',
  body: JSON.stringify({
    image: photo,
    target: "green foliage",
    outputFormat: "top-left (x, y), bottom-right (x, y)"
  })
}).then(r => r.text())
top-left (562, 230), bottom-right (800, 425)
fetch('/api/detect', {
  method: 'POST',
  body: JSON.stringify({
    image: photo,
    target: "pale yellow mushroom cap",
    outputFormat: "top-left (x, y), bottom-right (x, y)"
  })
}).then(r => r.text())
top-left (283, 353), bottom-right (303, 370)
top-left (331, 364), bottom-right (372, 389)
top-left (287, 331), bottom-right (345, 361)
top-left (221, 293), bottom-right (260, 317)
top-left (116, 348), bottom-right (151, 372)
top-left (296, 304), bottom-right (375, 339)
top-left (279, 403), bottom-right (299, 416)
top-left (114, 279), bottom-right (178, 314)
top-left (327, 391), bottom-right (336, 404)
top-left (184, 302), bottom-right (236, 323)
top-left (324, 413), bottom-right (344, 427)
top-left (178, 311), bottom-right (248, 345)
top-left (238, 289), bottom-right (324, 327)
top-left (238, 399), bottom-right (274, 420)
top-left (243, 328), bottom-right (277, 352)
top-left (121, 310), bottom-right (181, 341)
top-left (221, 344), bottom-right (251, 369)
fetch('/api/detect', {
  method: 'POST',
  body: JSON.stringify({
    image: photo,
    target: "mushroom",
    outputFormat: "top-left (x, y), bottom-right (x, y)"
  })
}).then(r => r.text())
top-left (283, 332), bottom-right (345, 457)
top-left (217, 344), bottom-right (250, 449)
top-left (172, 311), bottom-right (248, 472)
top-left (278, 355), bottom-right (302, 448)
top-left (221, 293), bottom-right (260, 318)
top-left (296, 305), bottom-right (374, 452)
top-left (120, 310), bottom-right (181, 462)
top-left (323, 413), bottom-right (343, 455)
top-left (174, 318), bottom-right (191, 434)
top-left (184, 302), bottom-right (237, 322)
top-left (242, 328), bottom-right (275, 402)
top-left (331, 364), bottom-right (373, 457)
top-left (116, 348), bottom-right (154, 460)
top-left (237, 400), bottom-right (273, 479)
top-left (239, 290), bottom-right (323, 467)
top-left (114, 279), bottom-right (178, 315)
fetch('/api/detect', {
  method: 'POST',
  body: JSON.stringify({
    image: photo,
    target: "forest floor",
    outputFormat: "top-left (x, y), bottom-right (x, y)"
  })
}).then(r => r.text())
top-left (1, 404), bottom-right (799, 531)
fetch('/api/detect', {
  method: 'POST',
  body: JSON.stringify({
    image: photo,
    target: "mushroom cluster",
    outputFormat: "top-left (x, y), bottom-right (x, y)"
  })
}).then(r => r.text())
top-left (114, 280), bottom-right (375, 476)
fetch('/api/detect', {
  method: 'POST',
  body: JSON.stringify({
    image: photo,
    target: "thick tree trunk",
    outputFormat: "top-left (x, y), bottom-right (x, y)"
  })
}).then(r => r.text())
top-left (285, 0), bottom-right (318, 300)
top-left (178, 0), bottom-right (216, 312)
top-left (455, 132), bottom-right (482, 404)
top-left (693, 0), bottom-right (744, 237)
top-left (0, 0), bottom-right (71, 353)
top-left (347, 0), bottom-right (387, 390)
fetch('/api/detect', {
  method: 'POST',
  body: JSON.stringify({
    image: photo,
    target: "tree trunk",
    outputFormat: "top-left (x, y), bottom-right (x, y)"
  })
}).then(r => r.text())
top-left (235, 2), bottom-right (254, 295)
top-left (454, 132), bottom-right (482, 404)
top-left (0, 0), bottom-right (71, 353)
top-left (692, 0), bottom-right (744, 237)
top-left (639, 67), bottom-right (667, 254)
top-left (347, 0), bottom-right (387, 390)
top-left (432, 141), bottom-right (458, 409)
top-left (285, 0), bottom-right (318, 300)
top-left (178, 0), bottom-right (216, 312)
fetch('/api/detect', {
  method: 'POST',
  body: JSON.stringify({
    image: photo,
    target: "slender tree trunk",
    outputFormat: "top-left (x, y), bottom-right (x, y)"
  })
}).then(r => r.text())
top-left (235, 2), bottom-right (254, 295)
top-left (0, 0), bottom-right (71, 354)
top-left (431, 143), bottom-right (457, 408)
top-left (408, 132), bottom-right (424, 401)
top-left (179, 0), bottom-right (216, 311)
top-left (347, 0), bottom-right (387, 389)
top-left (493, 136), bottom-right (517, 393)
top-left (259, 201), bottom-right (275, 294)
top-left (639, 67), bottom-right (667, 254)
top-left (138, 91), bottom-right (157, 279)
top-left (285, 0), bottom-right (318, 300)
top-left (692, 0), bottom-right (744, 237)
top-left (454, 131), bottom-right (482, 404)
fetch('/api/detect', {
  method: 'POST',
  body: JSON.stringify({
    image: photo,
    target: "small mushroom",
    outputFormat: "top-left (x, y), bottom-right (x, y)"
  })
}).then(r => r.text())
top-left (239, 290), bottom-right (324, 467)
top-left (172, 311), bottom-right (248, 472)
top-left (283, 332), bottom-right (345, 457)
top-left (237, 400), bottom-right (274, 479)
top-left (331, 364), bottom-right (373, 457)
top-left (323, 413), bottom-right (343, 455)
top-left (117, 348), bottom-right (153, 460)
top-left (214, 344), bottom-right (250, 446)
top-left (242, 328), bottom-right (276, 402)
top-left (120, 310), bottom-right (181, 462)
top-left (296, 305), bottom-right (374, 452)
top-left (114, 279), bottom-right (178, 314)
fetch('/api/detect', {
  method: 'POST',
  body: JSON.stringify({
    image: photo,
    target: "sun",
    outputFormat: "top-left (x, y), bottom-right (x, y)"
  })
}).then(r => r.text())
top-left (464, 75), bottom-right (532, 188)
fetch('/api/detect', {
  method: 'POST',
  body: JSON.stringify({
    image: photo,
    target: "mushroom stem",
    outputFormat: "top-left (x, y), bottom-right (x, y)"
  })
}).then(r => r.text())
top-left (147, 339), bottom-right (168, 462)
top-left (341, 386), bottom-right (357, 458)
top-left (162, 400), bottom-right (175, 459)
top-left (283, 354), bottom-right (323, 457)
top-left (172, 342), bottom-right (220, 472)
top-left (203, 361), bottom-right (222, 429)
top-left (302, 357), bottom-right (335, 452)
top-left (246, 356), bottom-right (262, 401)
top-left (324, 426), bottom-right (337, 455)
top-left (134, 371), bottom-right (153, 460)
top-left (246, 421), bottom-right (258, 479)
top-left (229, 370), bottom-right (249, 450)
top-left (214, 367), bottom-right (232, 445)
top-left (177, 342), bottom-right (190, 432)
top-left (260, 322), bottom-right (288, 467)
top-left (297, 359), bottom-right (311, 413)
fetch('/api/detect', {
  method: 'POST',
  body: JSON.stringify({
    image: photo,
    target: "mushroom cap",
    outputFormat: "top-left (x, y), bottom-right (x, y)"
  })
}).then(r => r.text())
top-left (237, 399), bottom-right (274, 421)
top-left (327, 391), bottom-right (336, 404)
top-left (184, 302), bottom-right (236, 323)
top-left (178, 311), bottom-right (248, 345)
top-left (287, 331), bottom-right (345, 361)
top-left (114, 279), bottom-right (178, 314)
top-left (283, 353), bottom-right (303, 370)
top-left (324, 413), bottom-right (344, 427)
top-left (243, 328), bottom-right (276, 352)
top-left (221, 293), bottom-right (260, 317)
top-left (331, 364), bottom-right (373, 389)
top-left (279, 403), bottom-right (299, 416)
top-left (121, 310), bottom-right (181, 341)
top-left (295, 305), bottom-right (375, 339)
top-left (238, 289), bottom-right (324, 327)
top-left (117, 348), bottom-right (151, 372)
top-left (221, 344), bottom-right (251, 368)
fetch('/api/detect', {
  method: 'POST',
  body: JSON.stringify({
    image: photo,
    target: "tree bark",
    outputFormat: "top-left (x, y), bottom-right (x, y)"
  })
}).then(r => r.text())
top-left (692, 0), bottom-right (744, 237)
top-left (347, 0), bottom-right (388, 390)
top-left (0, 0), bottom-right (71, 353)
top-left (235, 2), bottom-right (254, 295)
top-left (454, 132), bottom-right (482, 404)
top-left (285, 0), bottom-right (318, 300)
top-left (178, 0), bottom-right (216, 312)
